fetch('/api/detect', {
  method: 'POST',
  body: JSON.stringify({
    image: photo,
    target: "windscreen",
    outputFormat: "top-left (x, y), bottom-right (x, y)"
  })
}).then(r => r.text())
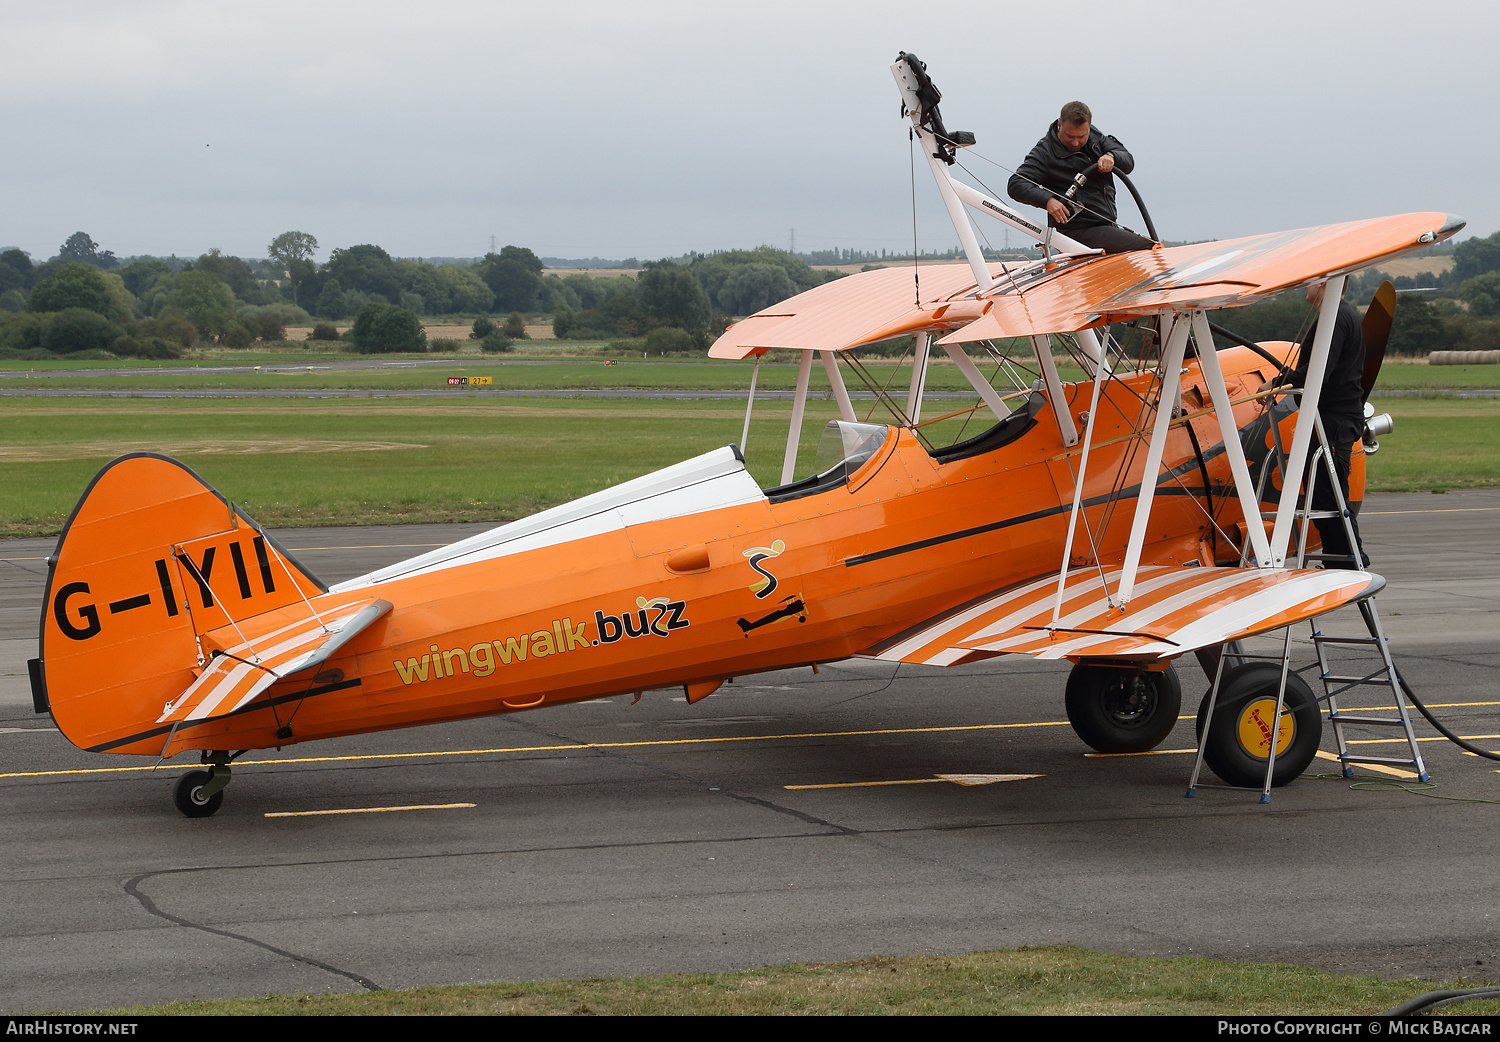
top-left (812, 421), bottom-right (890, 478)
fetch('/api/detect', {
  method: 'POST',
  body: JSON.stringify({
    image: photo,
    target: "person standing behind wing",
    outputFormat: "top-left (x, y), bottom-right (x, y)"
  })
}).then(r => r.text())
top-left (1007, 101), bottom-right (1155, 254)
top-left (1262, 280), bottom-right (1371, 570)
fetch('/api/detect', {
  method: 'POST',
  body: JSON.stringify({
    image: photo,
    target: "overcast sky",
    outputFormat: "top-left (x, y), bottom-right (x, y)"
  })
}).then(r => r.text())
top-left (3, 0), bottom-right (1494, 263)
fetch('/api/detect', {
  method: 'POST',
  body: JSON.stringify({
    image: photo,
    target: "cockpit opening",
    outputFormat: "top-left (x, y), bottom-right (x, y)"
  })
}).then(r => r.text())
top-left (763, 421), bottom-right (892, 504)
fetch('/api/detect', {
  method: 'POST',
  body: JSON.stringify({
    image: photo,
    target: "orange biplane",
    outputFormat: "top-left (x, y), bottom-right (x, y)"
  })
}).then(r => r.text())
top-left (31, 55), bottom-right (1461, 815)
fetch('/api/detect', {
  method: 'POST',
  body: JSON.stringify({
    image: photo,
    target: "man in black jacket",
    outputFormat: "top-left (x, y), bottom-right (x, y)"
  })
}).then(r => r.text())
top-left (1007, 102), bottom-right (1154, 254)
top-left (1266, 281), bottom-right (1370, 569)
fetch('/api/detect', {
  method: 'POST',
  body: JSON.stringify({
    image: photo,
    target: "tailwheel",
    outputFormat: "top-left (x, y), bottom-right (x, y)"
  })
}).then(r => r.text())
top-left (1196, 663), bottom-right (1322, 788)
top-left (172, 761), bottom-right (231, 818)
top-left (1065, 663), bottom-right (1182, 753)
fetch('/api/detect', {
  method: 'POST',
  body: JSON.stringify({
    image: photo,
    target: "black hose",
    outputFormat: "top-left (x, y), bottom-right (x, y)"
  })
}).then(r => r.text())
top-left (1383, 987), bottom-right (1500, 1016)
top-left (1399, 675), bottom-right (1500, 763)
top-left (1114, 169), bottom-right (1159, 243)
top-left (1208, 321), bottom-right (1293, 375)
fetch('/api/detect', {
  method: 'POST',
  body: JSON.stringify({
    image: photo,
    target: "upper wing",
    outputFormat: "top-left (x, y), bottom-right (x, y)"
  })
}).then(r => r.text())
top-left (865, 564), bottom-right (1383, 666)
top-left (708, 263), bottom-right (1005, 358)
top-left (941, 213), bottom-right (1463, 343)
top-left (707, 212), bottom-right (1462, 357)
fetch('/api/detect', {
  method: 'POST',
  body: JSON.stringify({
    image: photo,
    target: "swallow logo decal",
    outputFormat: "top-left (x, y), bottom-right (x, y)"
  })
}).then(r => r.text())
top-left (744, 540), bottom-right (786, 599)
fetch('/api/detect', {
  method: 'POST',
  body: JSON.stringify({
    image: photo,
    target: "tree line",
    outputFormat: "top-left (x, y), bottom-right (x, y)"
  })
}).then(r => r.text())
top-left (0, 232), bottom-right (849, 358)
top-left (5, 225), bottom-right (1497, 360)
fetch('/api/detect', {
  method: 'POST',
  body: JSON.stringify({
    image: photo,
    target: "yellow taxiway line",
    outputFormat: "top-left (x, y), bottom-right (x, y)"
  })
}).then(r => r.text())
top-left (785, 773), bottom-right (1042, 790)
top-left (5, 705), bottom-right (1497, 782)
top-left (0, 720), bottom-right (1071, 779)
top-left (264, 802), bottom-right (475, 818)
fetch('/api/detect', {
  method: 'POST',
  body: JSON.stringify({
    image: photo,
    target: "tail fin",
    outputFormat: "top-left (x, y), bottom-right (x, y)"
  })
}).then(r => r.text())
top-left (38, 454), bottom-right (325, 755)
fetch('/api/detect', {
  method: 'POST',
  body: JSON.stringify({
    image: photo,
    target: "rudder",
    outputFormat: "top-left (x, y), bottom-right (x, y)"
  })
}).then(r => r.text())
top-left (37, 454), bottom-right (325, 755)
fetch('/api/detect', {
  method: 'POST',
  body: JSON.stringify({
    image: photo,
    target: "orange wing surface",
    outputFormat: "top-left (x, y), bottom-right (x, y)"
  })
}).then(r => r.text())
top-left (707, 213), bottom-right (1461, 355)
top-left (868, 565), bottom-right (1383, 667)
top-left (708, 263), bottom-right (1007, 357)
top-left (941, 213), bottom-right (1464, 343)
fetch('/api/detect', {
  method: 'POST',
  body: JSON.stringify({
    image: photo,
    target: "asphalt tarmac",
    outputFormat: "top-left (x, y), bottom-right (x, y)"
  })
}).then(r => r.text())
top-left (2, 492), bottom-right (1499, 1012)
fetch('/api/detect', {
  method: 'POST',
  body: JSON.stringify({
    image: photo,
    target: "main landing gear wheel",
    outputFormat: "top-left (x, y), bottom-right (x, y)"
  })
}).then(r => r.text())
top-left (1065, 663), bottom-right (1182, 753)
top-left (1195, 663), bottom-right (1322, 788)
top-left (172, 769), bottom-right (224, 818)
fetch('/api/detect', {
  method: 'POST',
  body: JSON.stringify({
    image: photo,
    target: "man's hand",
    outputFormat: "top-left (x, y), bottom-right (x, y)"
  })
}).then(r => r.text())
top-left (1046, 198), bottom-right (1071, 224)
top-left (1097, 152), bottom-right (1115, 173)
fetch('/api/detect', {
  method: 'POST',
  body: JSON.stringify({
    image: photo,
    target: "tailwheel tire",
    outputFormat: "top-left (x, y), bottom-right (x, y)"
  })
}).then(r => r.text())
top-left (173, 769), bottom-right (224, 818)
top-left (1065, 663), bottom-right (1182, 753)
top-left (1195, 663), bottom-right (1322, 788)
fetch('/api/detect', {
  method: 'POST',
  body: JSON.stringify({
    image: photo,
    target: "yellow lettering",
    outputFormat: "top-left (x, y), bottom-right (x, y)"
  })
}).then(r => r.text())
top-left (564, 617), bottom-right (588, 651)
top-left (530, 629), bottom-right (555, 658)
top-left (394, 656), bottom-right (431, 685)
top-left (494, 634), bottom-right (529, 664)
top-left (470, 642), bottom-right (495, 677)
top-left (443, 647), bottom-right (470, 674)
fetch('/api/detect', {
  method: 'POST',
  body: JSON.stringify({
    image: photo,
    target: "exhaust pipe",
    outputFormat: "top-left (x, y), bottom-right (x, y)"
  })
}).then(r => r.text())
top-left (1364, 402), bottom-right (1394, 454)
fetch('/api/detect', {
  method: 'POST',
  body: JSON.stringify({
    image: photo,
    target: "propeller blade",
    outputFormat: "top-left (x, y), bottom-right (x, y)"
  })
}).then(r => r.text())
top-left (1361, 280), bottom-right (1396, 403)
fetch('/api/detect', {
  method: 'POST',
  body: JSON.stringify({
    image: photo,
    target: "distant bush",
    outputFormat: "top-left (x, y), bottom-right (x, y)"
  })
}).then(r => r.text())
top-left (0, 289), bottom-right (25, 312)
top-left (41, 308), bottom-right (123, 354)
top-left (503, 311), bottom-right (528, 338)
top-left (253, 313), bottom-right (285, 342)
top-left (429, 337), bottom-right (462, 353)
top-left (112, 334), bottom-right (181, 360)
top-left (308, 322), bottom-right (341, 341)
top-left (479, 331), bottom-right (512, 353)
top-left (147, 315), bottom-right (198, 348)
top-left (218, 319), bottom-right (256, 349)
top-left (29, 264), bottom-right (117, 318)
top-left (113, 316), bottom-right (195, 358)
top-left (239, 302), bottom-right (312, 326)
top-left (0, 312), bottom-right (49, 353)
top-left (349, 302), bottom-right (427, 354)
top-left (644, 325), bottom-right (697, 355)
top-left (470, 316), bottom-right (495, 340)
top-left (1460, 273), bottom-right (1500, 319)
top-left (0, 346), bottom-right (57, 361)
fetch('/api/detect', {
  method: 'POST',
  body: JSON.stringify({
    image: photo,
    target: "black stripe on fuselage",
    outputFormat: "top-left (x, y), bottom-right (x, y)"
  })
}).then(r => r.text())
top-left (84, 677), bottom-right (362, 753)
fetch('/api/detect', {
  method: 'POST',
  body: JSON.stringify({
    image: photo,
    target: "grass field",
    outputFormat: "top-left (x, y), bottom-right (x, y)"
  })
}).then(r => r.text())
top-left (5, 349), bottom-right (1500, 391)
top-left (0, 398), bottom-right (856, 536)
top-left (0, 391), bottom-right (1495, 538)
top-left (93, 946), bottom-right (1498, 1017)
top-left (0, 354), bottom-right (1091, 393)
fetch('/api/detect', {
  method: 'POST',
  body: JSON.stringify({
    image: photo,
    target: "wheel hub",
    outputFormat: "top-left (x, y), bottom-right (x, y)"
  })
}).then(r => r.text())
top-left (1235, 697), bottom-right (1295, 759)
top-left (1103, 676), bottom-right (1156, 727)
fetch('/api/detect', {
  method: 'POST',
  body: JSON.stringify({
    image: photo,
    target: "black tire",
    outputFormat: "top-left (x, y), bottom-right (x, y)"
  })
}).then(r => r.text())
top-left (1065, 663), bottom-right (1182, 753)
top-left (1195, 663), bottom-right (1322, 788)
top-left (173, 769), bottom-right (223, 818)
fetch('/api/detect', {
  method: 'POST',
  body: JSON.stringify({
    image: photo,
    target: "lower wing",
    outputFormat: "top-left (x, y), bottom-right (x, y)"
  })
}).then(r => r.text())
top-left (866, 564), bottom-right (1381, 666)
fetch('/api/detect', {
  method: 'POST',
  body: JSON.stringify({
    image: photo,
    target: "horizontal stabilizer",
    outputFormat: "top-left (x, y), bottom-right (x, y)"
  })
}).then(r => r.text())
top-left (158, 598), bottom-right (390, 729)
top-left (866, 565), bottom-right (1383, 665)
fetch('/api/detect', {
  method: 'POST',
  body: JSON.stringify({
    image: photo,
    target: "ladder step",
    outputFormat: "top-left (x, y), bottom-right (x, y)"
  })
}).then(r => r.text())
top-left (1329, 714), bottom-right (1409, 726)
top-left (1260, 510), bottom-right (1343, 520)
top-left (1321, 673), bottom-right (1395, 685)
top-left (1338, 753), bottom-right (1423, 767)
top-left (1313, 636), bottom-right (1382, 646)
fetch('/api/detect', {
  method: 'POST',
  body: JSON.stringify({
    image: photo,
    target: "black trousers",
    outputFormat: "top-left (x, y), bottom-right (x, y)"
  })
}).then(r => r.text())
top-left (1307, 440), bottom-right (1368, 569)
top-left (1065, 224), bottom-right (1156, 254)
